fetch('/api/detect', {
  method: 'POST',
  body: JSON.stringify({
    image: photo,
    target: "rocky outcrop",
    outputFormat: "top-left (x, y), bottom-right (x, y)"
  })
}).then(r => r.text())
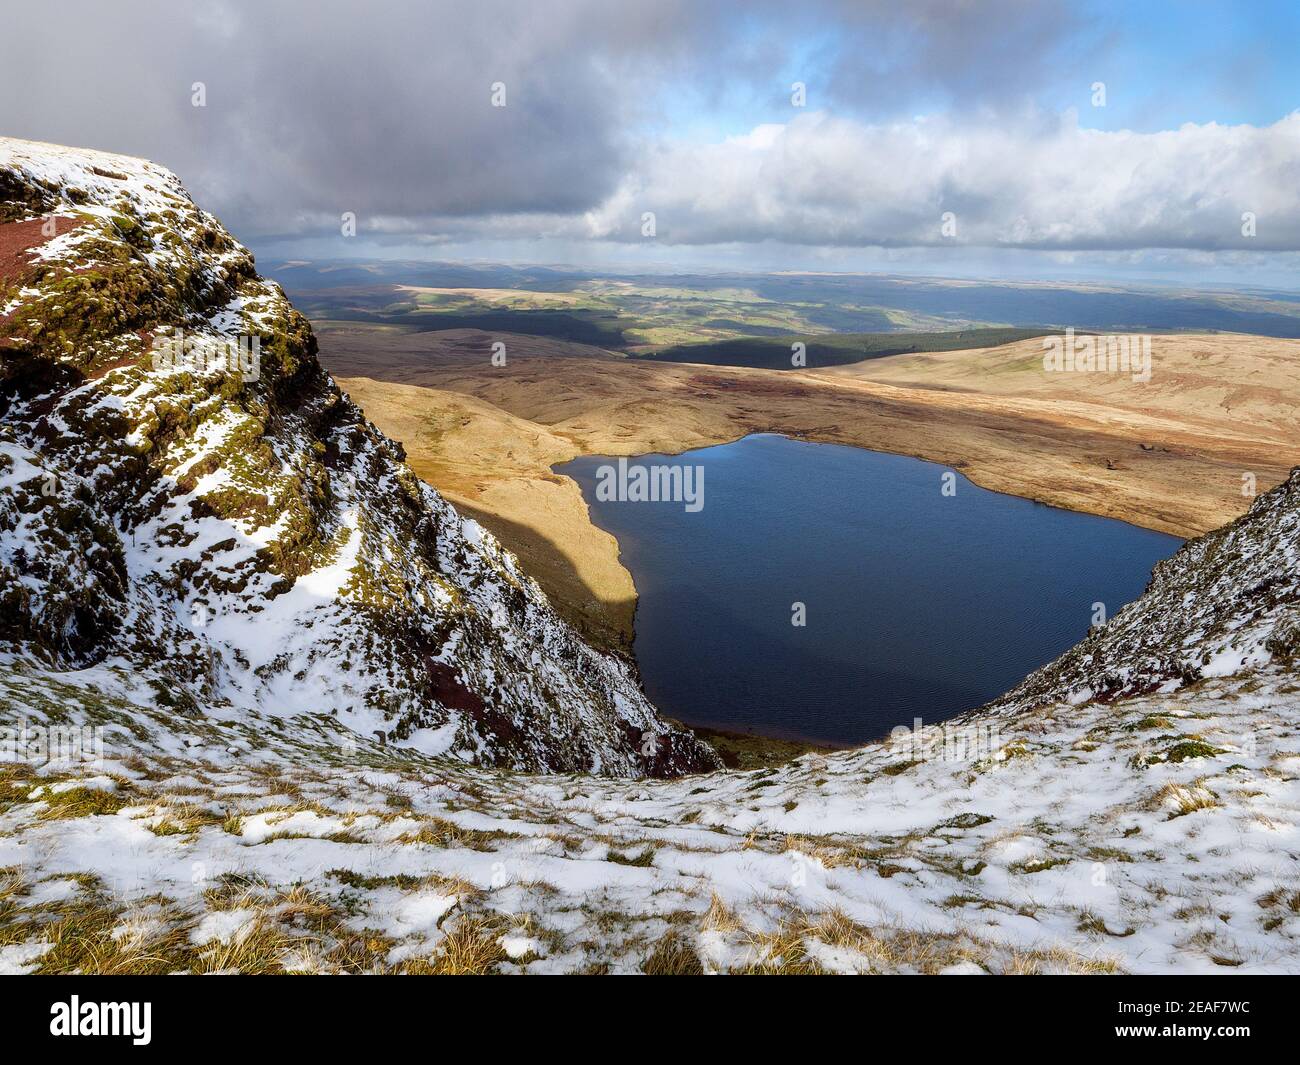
top-left (0, 138), bottom-right (718, 777)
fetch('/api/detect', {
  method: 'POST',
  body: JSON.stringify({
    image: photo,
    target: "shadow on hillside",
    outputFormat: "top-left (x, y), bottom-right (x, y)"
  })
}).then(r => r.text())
top-left (448, 499), bottom-right (637, 663)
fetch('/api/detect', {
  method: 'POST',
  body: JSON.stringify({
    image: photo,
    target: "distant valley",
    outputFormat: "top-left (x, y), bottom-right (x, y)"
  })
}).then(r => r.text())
top-left (272, 259), bottom-right (1300, 361)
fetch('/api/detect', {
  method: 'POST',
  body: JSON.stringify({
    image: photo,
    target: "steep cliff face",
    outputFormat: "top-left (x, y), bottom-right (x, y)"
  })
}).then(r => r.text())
top-left (0, 138), bottom-right (718, 777)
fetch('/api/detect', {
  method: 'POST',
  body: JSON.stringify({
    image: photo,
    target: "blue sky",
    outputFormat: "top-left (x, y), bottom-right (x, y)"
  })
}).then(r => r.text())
top-left (654, 1), bottom-right (1300, 137)
top-left (1067, 1), bottom-right (1300, 131)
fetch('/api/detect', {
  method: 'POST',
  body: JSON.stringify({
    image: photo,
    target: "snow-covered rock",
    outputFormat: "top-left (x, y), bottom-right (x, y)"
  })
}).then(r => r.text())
top-left (989, 468), bottom-right (1300, 711)
top-left (0, 137), bottom-right (717, 777)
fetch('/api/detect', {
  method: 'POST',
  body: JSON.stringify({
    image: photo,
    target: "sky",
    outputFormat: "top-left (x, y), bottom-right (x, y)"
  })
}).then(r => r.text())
top-left (3, 0), bottom-right (1299, 284)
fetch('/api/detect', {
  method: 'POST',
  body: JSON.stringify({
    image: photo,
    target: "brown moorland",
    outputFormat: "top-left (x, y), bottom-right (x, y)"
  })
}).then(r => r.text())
top-left (319, 323), bottom-right (1300, 654)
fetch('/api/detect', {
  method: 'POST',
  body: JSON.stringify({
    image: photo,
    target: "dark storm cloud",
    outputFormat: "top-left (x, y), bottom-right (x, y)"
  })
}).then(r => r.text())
top-left (0, 1), bottom-right (1088, 241)
top-left (4, 0), bottom-right (673, 234)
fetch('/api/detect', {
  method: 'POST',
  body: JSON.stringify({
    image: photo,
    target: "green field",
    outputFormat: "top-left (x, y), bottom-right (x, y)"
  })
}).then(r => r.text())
top-left (633, 327), bottom-right (1063, 369)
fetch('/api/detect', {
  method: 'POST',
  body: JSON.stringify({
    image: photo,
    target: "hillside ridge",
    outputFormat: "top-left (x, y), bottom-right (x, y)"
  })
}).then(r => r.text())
top-left (0, 136), bottom-right (717, 777)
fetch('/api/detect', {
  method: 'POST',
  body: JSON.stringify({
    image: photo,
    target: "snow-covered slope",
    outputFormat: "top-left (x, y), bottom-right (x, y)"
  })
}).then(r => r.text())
top-left (0, 137), bottom-right (717, 777)
top-left (0, 590), bottom-right (1297, 973)
top-left (0, 139), bottom-right (1298, 975)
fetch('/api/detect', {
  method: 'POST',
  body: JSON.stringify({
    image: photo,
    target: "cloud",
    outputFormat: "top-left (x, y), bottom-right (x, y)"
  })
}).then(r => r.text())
top-left (579, 111), bottom-right (1300, 251)
top-left (2, 1), bottom-right (1295, 259)
top-left (3, 0), bottom-right (660, 233)
top-left (1, 1), bottom-right (1085, 238)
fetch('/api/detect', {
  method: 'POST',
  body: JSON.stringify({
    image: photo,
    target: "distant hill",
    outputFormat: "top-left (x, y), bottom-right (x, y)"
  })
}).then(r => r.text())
top-left (269, 261), bottom-right (1300, 346)
top-left (635, 327), bottom-right (1063, 369)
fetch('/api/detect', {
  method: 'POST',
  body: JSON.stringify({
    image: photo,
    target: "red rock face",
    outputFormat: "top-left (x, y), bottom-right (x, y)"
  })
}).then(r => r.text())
top-left (1, 216), bottom-right (86, 350)
top-left (0, 215), bottom-right (82, 287)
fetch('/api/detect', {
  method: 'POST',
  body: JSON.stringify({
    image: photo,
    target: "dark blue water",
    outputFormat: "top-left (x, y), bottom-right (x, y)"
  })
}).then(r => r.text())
top-left (559, 434), bottom-right (1181, 746)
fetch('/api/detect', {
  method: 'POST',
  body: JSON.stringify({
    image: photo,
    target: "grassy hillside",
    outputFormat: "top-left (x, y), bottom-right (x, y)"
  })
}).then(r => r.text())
top-left (635, 327), bottom-right (1063, 369)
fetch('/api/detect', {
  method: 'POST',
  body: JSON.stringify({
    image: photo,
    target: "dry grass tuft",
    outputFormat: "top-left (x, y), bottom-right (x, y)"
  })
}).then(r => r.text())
top-left (403, 916), bottom-right (507, 975)
top-left (783, 835), bottom-right (856, 869)
top-left (26, 895), bottom-right (196, 975)
top-left (34, 783), bottom-right (131, 821)
top-left (1152, 781), bottom-right (1220, 818)
top-left (641, 931), bottom-right (705, 975)
top-left (193, 916), bottom-right (299, 975)
top-left (394, 816), bottom-right (509, 850)
top-left (700, 893), bottom-right (741, 933)
top-left (1003, 945), bottom-right (1122, 975)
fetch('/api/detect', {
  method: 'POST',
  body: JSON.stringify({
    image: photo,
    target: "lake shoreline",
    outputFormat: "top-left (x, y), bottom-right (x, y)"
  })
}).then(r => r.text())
top-left (561, 434), bottom-right (1180, 748)
top-left (557, 429), bottom-right (1189, 759)
top-left (330, 329), bottom-right (1290, 662)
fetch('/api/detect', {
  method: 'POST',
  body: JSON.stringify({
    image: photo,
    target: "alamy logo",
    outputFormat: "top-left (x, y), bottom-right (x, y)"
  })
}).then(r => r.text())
top-left (595, 458), bottom-right (704, 512)
top-left (151, 329), bottom-right (261, 381)
top-left (1, 721), bottom-right (103, 769)
top-left (1043, 327), bottom-right (1151, 382)
top-left (888, 717), bottom-right (1002, 763)
top-left (50, 997), bottom-right (151, 1045)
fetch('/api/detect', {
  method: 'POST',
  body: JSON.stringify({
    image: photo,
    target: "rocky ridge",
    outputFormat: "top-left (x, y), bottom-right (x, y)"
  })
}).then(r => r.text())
top-left (0, 137), bottom-right (716, 777)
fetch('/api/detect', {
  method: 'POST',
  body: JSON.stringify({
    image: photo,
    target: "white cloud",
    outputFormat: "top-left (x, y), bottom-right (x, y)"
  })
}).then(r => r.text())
top-left (580, 110), bottom-right (1300, 251)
